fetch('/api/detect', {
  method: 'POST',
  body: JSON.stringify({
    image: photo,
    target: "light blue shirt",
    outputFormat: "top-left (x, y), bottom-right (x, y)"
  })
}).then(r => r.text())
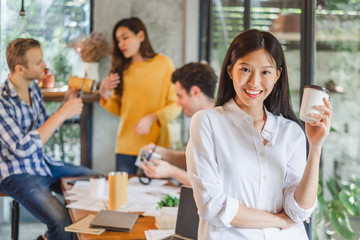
top-left (186, 98), bottom-right (315, 240)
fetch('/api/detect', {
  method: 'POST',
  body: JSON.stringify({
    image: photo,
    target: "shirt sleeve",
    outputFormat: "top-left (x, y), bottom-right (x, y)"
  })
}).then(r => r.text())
top-left (0, 101), bottom-right (43, 159)
top-left (154, 59), bottom-right (181, 126)
top-left (186, 111), bottom-right (239, 229)
top-left (154, 81), bottom-right (181, 126)
top-left (283, 127), bottom-right (316, 222)
top-left (100, 90), bottom-right (122, 116)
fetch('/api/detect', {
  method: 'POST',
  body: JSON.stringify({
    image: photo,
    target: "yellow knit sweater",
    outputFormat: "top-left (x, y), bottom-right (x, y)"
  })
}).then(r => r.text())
top-left (100, 54), bottom-right (181, 155)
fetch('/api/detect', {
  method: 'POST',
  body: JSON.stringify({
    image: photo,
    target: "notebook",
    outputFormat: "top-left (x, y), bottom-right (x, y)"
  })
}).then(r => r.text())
top-left (160, 186), bottom-right (199, 240)
top-left (90, 210), bottom-right (139, 232)
top-left (65, 214), bottom-right (105, 235)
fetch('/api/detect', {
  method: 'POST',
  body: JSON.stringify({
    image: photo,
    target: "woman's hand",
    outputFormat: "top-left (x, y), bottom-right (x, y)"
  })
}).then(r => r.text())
top-left (99, 73), bottom-right (120, 100)
top-left (134, 114), bottom-right (157, 135)
top-left (276, 210), bottom-right (297, 230)
top-left (305, 98), bottom-right (332, 149)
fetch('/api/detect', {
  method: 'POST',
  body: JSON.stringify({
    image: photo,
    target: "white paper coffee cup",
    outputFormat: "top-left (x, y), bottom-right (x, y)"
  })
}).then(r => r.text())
top-left (300, 85), bottom-right (330, 123)
top-left (90, 174), bottom-right (105, 197)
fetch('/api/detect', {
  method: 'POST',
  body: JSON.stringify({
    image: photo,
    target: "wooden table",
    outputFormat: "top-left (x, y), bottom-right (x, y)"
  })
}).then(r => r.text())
top-left (61, 177), bottom-right (160, 240)
top-left (41, 88), bottom-right (100, 168)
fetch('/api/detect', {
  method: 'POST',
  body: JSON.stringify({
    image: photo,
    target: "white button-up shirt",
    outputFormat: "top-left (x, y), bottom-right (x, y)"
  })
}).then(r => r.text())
top-left (186, 99), bottom-right (315, 240)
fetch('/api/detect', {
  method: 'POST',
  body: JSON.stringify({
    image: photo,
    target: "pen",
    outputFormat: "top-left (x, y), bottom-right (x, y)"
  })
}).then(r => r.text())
top-left (146, 145), bottom-right (157, 161)
top-left (77, 72), bottom-right (87, 98)
top-left (103, 200), bottom-right (108, 210)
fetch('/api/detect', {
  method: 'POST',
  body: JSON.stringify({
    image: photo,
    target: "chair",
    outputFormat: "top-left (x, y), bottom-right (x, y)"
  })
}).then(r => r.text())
top-left (0, 192), bottom-right (19, 240)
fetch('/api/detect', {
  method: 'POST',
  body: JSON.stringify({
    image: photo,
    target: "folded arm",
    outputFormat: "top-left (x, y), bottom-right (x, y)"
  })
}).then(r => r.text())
top-left (186, 112), bottom-right (296, 230)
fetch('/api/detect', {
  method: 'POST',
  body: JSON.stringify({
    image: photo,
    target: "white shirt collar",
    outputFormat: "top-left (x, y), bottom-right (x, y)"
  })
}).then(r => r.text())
top-left (222, 98), bottom-right (279, 146)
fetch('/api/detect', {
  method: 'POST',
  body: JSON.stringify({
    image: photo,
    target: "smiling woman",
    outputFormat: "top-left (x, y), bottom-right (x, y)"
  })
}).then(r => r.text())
top-left (228, 48), bottom-right (281, 119)
top-left (186, 29), bottom-right (332, 240)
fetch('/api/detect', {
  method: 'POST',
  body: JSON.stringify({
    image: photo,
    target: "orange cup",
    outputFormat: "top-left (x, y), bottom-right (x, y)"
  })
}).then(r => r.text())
top-left (108, 171), bottom-right (128, 210)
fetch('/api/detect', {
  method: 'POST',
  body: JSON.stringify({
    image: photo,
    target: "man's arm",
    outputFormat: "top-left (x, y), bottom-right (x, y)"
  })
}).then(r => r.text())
top-left (143, 143), bottom-right (186, 169)
top-left (38, 97), bottom-right (83, 145)
top-left (140, 159), bottom-right (190, 186)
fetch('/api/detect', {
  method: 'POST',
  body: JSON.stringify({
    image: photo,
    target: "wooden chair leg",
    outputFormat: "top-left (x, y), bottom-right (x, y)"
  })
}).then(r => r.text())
top-left (11, 200), bottom-right (19, 240)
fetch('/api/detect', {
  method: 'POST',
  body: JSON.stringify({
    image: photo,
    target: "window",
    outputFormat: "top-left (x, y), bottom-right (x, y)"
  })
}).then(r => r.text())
top-left (0, 0), bottom-right (91, 164)
top-left (313, 1), bottom-right (360, 239)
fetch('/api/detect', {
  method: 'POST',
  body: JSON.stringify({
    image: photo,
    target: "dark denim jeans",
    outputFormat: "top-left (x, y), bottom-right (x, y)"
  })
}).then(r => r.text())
top-left (115, 154), bottom-right (138, 174)
top-left (0, 163), bottom-right (95, 240)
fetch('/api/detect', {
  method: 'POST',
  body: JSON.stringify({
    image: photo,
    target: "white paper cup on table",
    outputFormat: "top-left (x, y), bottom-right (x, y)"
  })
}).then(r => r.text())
top-left (300, 85), bottom-right (330, 123)
top-left (90, 174), bottom-right (105, 197)
top-left (108, 171), bottom-right (128, 210)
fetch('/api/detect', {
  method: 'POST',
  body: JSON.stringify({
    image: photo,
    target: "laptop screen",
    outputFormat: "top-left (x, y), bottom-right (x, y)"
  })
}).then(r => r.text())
top-left (174, 186), bottom-right (199, 239)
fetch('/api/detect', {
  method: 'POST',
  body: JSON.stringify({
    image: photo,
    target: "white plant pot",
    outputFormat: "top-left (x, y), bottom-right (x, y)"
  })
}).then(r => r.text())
top-left (156, 207), bottom-right (178, 229)
top-left (83, 62), bottom-right (100, 83)
top-left (160, 207), bottom-right (178, 216)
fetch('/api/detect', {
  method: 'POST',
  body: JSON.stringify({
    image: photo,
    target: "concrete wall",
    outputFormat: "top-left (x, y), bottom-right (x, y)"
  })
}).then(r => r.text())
top-left (91, 0), bottom-right (199, 174)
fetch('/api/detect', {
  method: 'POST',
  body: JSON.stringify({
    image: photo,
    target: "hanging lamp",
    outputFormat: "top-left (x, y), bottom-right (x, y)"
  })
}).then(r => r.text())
top-left (19, 0), bottom-right (25, 17)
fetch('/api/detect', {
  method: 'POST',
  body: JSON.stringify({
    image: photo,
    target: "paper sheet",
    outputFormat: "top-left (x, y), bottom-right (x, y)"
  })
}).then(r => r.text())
top-left (145, 229), bottom-right (175, 240)
top-left (66, 177), bottom-right (179, 215)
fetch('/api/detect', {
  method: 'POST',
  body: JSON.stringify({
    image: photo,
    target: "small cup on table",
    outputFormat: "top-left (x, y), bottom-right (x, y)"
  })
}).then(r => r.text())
top-left (89, 174), bottom-right (106, 198)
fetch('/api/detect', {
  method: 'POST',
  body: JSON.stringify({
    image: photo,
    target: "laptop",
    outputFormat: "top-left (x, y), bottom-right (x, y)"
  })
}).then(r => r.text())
top-left (161, 186), bottom-right (199, 240)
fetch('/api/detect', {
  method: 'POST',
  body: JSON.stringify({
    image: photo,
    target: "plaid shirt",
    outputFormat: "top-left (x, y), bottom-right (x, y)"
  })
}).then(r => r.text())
top-left (0, 77), bottom-right (63, 183)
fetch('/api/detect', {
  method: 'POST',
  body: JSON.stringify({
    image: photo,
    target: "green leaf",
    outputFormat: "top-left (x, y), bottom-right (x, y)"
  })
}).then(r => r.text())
top-left (337, 180), bottom-right (352, 192)
top-left (315, 196), bottom-right (329, 221)
top-left (157, 194), bottom-right (179, 208)
top-left (330, 199), bottom-right (344, 212)
top-left (339, 187), bottom-right (360, 216)
top-left (329, 208), bottom-right (355, 240)
top-left (356, 178), bottom-right (360, 189)
top-left (330, 126), bottom-right (337, 132)
top-left (327, 178), bottom-right (339, 199)
top-left (317, 183), bottom-right (323, 197)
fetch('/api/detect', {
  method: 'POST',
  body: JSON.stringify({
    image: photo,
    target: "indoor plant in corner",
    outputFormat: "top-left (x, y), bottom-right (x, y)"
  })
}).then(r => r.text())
top-left (313, 177), bottom-right (360, 240)
top-left (156, 194), bottom-right (179, 229)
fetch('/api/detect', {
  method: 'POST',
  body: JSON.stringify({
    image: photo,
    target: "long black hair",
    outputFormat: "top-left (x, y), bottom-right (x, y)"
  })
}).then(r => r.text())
top-left (215, 29), bottom-right (300, 125)
top-left (110, 17), bottom-right (156, 96)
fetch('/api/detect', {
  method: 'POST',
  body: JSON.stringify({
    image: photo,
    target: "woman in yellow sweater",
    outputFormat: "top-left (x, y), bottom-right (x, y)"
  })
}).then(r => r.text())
top-left (99, 17), bottom-right (181, 174)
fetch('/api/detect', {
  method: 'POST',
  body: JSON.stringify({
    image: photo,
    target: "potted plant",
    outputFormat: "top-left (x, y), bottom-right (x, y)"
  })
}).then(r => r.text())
top-left (157, 194), bottom-right (179, 216)
top-left (72, 32), bottom-right (109, 83)
top-left (155, 194), bottom-right (179, 229)
top-left (313, 177), bottom-right (360, 240)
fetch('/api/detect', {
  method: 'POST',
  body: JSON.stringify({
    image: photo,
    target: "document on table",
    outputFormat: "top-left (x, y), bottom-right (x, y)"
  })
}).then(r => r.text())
top-left (65, 177), bottom-right (180, 215)
top-left (65, 214), bottom-right (105, 235)
top-left (145, 229), bottom-right (175, 240)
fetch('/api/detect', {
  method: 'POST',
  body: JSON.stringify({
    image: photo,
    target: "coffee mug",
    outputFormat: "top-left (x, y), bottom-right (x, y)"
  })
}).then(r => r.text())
top-left (89, 174), bottom-right (105, 197)
top-left (300, 85), bottom-right (330, 123)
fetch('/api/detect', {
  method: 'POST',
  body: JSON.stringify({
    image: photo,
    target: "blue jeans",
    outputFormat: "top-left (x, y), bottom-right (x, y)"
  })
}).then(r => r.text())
top-left (0, 163), bottom-right (95, 240)
top-left (116, 154), bottom-right (138, 174)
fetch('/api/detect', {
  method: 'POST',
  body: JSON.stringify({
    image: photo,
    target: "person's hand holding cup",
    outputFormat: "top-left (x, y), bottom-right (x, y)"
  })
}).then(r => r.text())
top-left (300, 85), bottom-right (330, 123)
